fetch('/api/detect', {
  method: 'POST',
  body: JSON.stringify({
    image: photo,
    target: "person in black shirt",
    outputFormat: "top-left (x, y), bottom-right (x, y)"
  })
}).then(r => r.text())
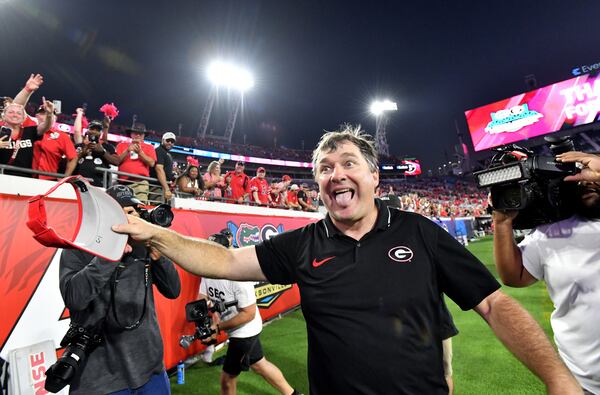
top-left (149, 131), bottom-right (176, 202)
top-left (114, 126), bottom-right (582, 394)
top-left (74, 118), bottom-right (119, 187)
top-left (0, 99), bottom-right (54, 177)
top-left (297, 183), bottom-right (317, 212)
top-left (60, 184), bottom-right (180, 394)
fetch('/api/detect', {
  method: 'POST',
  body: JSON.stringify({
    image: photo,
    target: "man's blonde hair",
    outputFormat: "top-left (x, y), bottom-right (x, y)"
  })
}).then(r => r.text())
top-left (312, 124), bottom-right (379, 176)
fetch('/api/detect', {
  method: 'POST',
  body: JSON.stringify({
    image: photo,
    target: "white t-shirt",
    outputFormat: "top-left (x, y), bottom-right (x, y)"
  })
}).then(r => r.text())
top-left (199, 278), bottom-right (263, 338)
top-left (519, 215), bottom-right (600, 394)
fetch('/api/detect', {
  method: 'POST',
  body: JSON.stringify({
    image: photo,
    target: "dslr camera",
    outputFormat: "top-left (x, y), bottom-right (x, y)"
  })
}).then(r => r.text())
top-left (179, 298), bottom-right (237, 349)
top-left (474, 135), bottom-right (580, 229)
top-left (87, 133), bottom-right (99, 144)
top-left (135, 204), bottom-right (174, 227)
top-left (44, 324), bottom-right (103, 393)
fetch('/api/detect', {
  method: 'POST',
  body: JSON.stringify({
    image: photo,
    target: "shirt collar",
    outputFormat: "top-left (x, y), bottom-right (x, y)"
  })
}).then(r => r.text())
top-left (322, 198), bottom-right (391, 238)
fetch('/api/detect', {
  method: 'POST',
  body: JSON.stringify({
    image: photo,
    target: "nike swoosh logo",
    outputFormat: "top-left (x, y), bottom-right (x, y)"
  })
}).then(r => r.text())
top-left (312, 256), bottom-right (335, 268)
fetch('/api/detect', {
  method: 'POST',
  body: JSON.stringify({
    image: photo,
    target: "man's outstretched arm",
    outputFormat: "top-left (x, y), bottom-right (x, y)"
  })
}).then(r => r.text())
top-left (474, 290), bottom-right (581, 395)
top-left (113, 215), bottom-right (267, 281)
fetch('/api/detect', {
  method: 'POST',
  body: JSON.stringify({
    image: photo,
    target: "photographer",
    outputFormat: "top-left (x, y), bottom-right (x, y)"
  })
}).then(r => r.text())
top-left (198, 233), bottom-right (300, 395)
top-left (493, 174), bottom-right (600, 394)
top-left (74, 108), bottom-right (119, 187)
top-left (58, 184), bottom-right (180, 394)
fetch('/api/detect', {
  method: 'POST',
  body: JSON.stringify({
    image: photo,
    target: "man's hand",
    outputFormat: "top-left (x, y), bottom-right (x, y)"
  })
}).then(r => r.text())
top-left (132, 143), bottom-right (141, 153)
top-left (164, 189), bottom-right (173, 201)
top-left (41, 97), bottom-right (55, 114)
top-left (25, 74), bottom-right (44, 92)
top-left (492, 209), bottom-right (518, 226)
top-left (75, 107), bottom-right (85, 116)
top-left (112, 214), bottom-right (162, 243)
top-left (557, 151), bottom-right (600, 183)
top-left (128, 143), bottom-right (137, 152)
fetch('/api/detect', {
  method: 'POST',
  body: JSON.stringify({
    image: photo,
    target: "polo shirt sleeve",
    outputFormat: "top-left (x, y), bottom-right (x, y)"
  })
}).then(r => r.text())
top-left (144, 144), bottom-right (157, 161)
top-left (518, 229), bottom-right (544, 280)
top-left (244, 175), bottom-right (251, 193)
top-left (62, 134), bottom-right (77, 160)
top-left (155, 147), bottom-right (166, 166)
top-left (432, 224), bottom-right (500, 311)
top-left (249, 178), bottom-right (258, 192)
top-left (254, 229), bottom-right (302, 285)
top-left (116, 142), bottom-right (127, 155)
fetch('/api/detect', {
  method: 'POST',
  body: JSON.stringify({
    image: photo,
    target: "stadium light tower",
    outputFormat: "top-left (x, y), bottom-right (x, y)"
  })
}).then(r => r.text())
top-left (370, 100), bottom-right (397, 157)
top-left (197, 61), bottom-right (254, 142)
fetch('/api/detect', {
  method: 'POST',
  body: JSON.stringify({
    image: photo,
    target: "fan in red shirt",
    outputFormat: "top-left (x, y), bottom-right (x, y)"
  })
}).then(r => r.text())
top-left (249, 167), bottom-right (271, 205)
top-left (287, 184), bottom-right (301, 210)
top-left (32, 105), bottom-right (77, 180)
top-left (223, 161), bottom-right (250, 203)
top-left (115, 123), bottom-right (157, 202)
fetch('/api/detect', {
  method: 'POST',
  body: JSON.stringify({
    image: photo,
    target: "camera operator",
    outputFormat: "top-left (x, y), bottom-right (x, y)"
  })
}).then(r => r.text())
top-left (198, 233), bottom-right (301, 395)
top-left (58, 184), bottom-right (180, 394)
top-left (493, 168), bottom-right (600, 394)
top-left (73, 109), bottom-right (120, 187)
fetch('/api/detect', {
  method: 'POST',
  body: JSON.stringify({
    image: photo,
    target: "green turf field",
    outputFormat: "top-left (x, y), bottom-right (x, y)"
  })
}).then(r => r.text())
top-left (171, 236), bottom-right (554, 394)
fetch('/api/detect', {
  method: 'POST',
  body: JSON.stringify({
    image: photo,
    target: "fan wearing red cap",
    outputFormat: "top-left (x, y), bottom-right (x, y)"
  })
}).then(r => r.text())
top-left (223, 161), bottom-right (250, 203)
top-left (274, 174), bottom-right (293, 207)
top-left (249, 167), bottom-right (271, 206)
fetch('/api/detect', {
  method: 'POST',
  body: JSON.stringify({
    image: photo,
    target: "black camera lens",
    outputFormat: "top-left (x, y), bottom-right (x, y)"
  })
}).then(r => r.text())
top-left (137, 204), bottom-right (174, 228)
top-left (149, 204), bottom-right (174, 227)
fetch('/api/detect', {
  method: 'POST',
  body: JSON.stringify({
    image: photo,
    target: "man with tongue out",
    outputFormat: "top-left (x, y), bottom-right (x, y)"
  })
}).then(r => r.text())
top-left (114, 125), bottom-right (581, 395)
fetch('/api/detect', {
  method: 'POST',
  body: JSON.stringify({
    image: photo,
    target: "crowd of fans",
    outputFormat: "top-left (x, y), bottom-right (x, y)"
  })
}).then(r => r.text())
top-left (1, 73), bottom-right (490, 217)
top-left (377, 178), bottom-right (489, 217)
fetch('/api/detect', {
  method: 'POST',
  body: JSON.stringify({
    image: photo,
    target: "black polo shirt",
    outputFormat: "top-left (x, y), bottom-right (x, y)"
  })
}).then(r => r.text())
top-left (149, 144), bottom-right (174, 182)
top-left (255, 199), bottom-right (499, 395)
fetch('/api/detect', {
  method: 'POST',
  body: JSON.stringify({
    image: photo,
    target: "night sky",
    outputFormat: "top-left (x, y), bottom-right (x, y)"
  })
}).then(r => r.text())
top-left (1, 0), bottom-right (598, 169)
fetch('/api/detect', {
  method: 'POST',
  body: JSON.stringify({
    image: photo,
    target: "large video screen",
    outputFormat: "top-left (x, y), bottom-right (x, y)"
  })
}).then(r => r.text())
top-left (381, 159), bottom-right (421, 176)
top-left (465, 73), bottom-right (600, 151)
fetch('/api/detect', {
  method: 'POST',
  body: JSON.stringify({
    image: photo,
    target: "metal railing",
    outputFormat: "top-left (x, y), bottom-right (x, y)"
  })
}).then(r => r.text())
top-left (0, 164), bottom-right (322, 211)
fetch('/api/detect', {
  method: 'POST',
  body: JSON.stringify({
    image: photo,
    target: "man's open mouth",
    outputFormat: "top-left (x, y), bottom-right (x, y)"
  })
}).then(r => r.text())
top-left (333, 188), bottom-right (355, 205)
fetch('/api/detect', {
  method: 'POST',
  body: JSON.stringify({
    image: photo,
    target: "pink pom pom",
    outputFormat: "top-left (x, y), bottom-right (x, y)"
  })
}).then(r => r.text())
top-left (99, 103), bottom-right (119, 120)
top-left (186, 156), bottom-right (199, 167)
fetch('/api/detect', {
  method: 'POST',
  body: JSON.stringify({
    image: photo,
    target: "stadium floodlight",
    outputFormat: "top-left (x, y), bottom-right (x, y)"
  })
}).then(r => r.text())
top-left (370, 100), bottom-right (397, 116)
top-left (207, 61), bottom-right (254, 92)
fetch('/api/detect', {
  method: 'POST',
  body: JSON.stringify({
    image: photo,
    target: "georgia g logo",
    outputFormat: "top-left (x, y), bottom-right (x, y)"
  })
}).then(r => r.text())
top-left (388, 246), bottom-right (413, 263)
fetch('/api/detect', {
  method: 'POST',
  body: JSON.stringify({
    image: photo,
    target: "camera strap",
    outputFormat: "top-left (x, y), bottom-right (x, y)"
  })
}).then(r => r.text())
top-left (6, 127), bottom-right (23, 165)
top-left (110, 258), bottom-right (151, 331)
